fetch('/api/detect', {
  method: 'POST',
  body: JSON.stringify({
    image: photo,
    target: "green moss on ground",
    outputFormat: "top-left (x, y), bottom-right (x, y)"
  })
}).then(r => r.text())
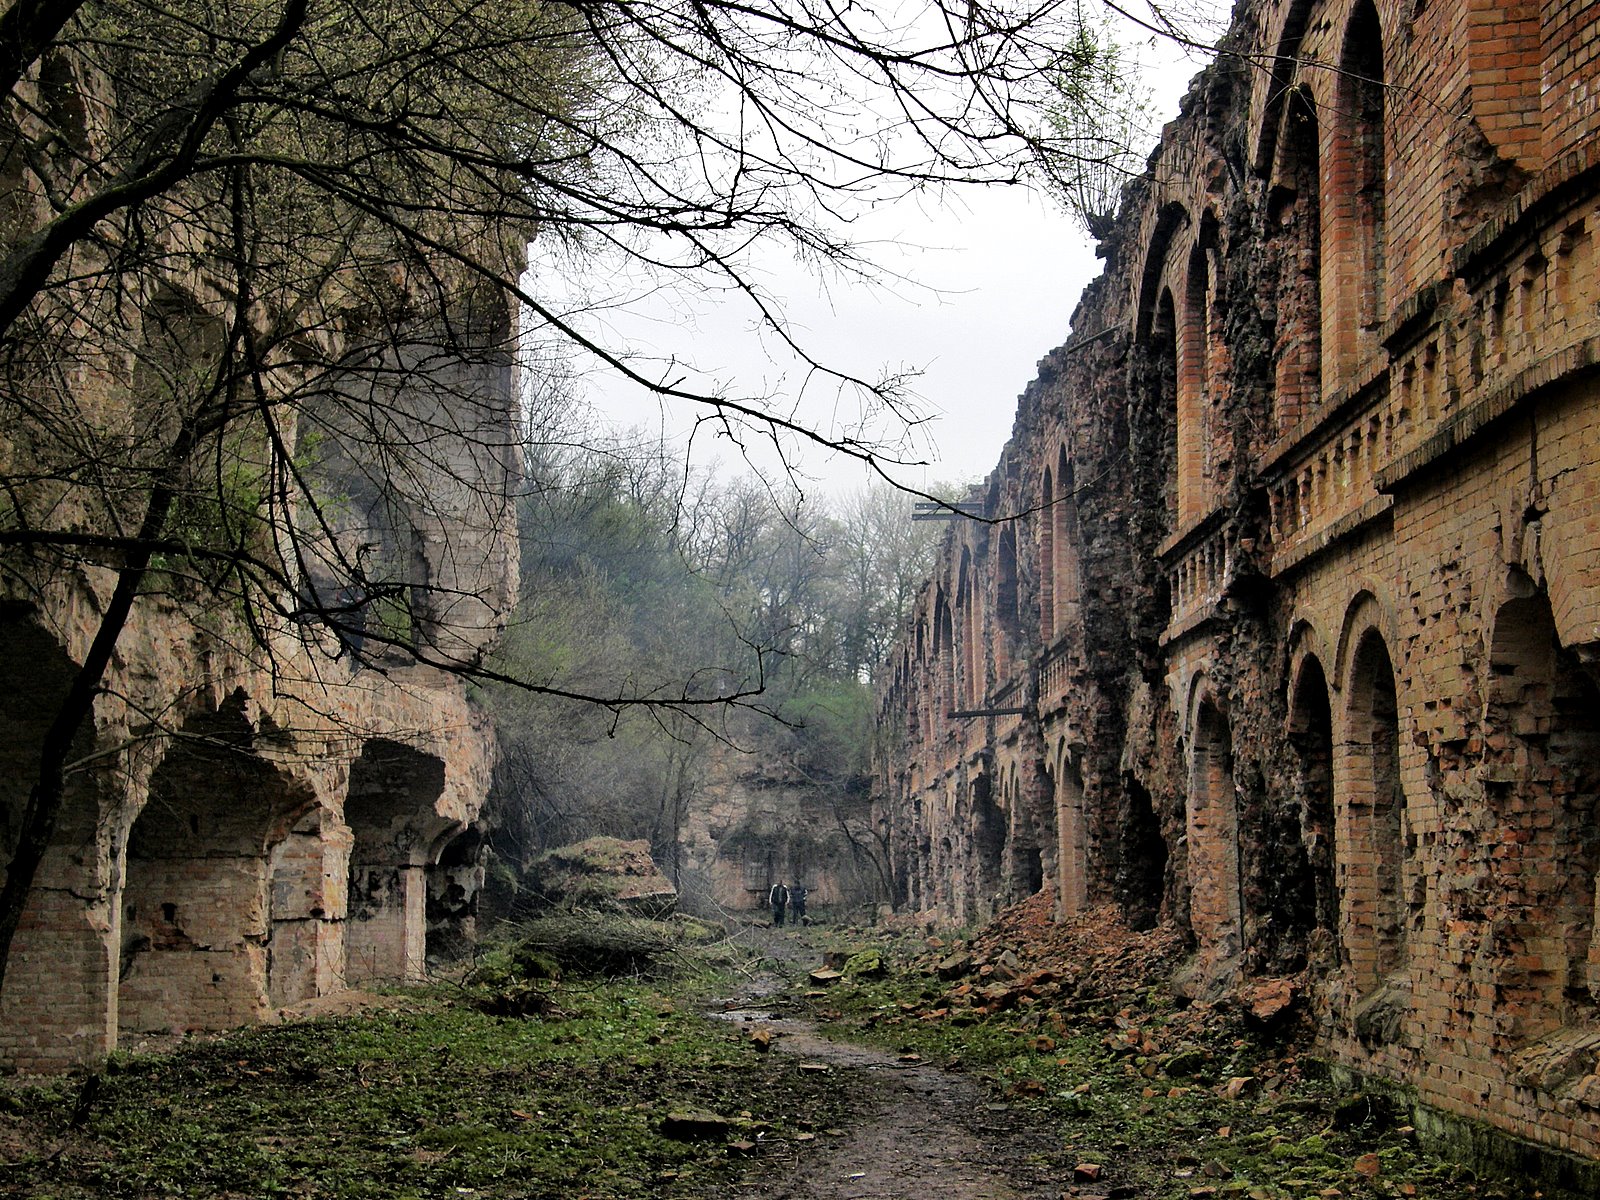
top-left (800, 931), bottom-right (1519, 1200)
top-left (0, 966), bottom-right (847, 1199)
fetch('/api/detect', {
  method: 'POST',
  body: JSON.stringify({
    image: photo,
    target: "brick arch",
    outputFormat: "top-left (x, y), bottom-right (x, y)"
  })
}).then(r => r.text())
top-left (1333, 586), bottom-right (1403, 691)
top-left (1250, 0), bottom-right (1321, 175)
top-left (1184, 680), bottom-right (1244, 961)
top-left (120, 696), bottom-right (322, 1036)
top-left (1335, 624), bottom-right (1410, 990)
top-left (1326, 0), bottom-right (1389, 379)
top-left (1269, 83), bottom-right (1323, 431)
top-left (1282, 648), bottom-right (1339, 969)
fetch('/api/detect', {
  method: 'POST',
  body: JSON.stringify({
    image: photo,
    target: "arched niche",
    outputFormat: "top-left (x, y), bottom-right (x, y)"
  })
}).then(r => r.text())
top-left (1187, 689), bottom-right (1243, 960)
top-left (1269, 85), bottom-right (1323, 431)
top-left (344, 738), bottom-right (448, 983)
top-left (1134, 202), bottom-right (1189, 533)
top-left (1336, 628), bottom-right (1408, 989)
top-left (995, 524), bottom-right (1019, 679)
top-left (120, 699), bottom-right (318, 1036)
top-left (1040, 465), bottom-right (1056, 643)
top-left (1328, 0), bottom-right (1388, 374)
top-left (1052, 445), bottom-right (1079, 634)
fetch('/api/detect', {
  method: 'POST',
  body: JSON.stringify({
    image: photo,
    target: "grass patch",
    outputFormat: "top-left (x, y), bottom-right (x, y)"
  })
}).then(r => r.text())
top-left (797, 932), bottom-right (1502, 1200)
top-left (0, 946), bottom-right (847, 1198)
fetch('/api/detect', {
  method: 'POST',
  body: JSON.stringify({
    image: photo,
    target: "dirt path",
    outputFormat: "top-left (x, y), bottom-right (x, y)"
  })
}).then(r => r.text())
top-left (710, 928), bottom-right (1069, 1200)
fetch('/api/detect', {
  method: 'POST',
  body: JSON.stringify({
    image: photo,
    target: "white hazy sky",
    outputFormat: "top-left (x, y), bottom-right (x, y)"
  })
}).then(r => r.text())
top-left (539, 10), bottom-right (1223, 502)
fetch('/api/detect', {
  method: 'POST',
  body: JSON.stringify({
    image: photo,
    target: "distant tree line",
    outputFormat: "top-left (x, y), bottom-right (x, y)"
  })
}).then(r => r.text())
top-left (482, 427), bottom-right (949, 887)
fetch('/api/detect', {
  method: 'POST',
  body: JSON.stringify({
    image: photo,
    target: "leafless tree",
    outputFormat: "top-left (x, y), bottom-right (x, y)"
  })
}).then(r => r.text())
top-left (0, 0), bottom-right (1156, 994)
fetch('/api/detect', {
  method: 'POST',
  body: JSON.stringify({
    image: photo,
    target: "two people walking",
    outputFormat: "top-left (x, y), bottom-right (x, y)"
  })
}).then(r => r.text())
top-left (768, 881), bottom-right (807, 927)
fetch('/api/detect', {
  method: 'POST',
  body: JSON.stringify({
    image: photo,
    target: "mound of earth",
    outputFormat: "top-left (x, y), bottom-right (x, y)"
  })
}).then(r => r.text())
top-left (530, 836), bottom-right (678, 915)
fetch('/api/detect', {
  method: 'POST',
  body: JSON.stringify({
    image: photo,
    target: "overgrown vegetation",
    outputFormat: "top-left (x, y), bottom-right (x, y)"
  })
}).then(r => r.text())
top-left (0, 926), bottom-right (849, 1200)
top-left (483, 454), bottom-right (948, 900)
top-left (798, 917), bottom-right (1524, 1200)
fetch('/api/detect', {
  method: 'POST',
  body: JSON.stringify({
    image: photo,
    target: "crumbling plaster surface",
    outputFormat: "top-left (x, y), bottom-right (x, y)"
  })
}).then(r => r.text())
top-left (875, 0), bottom-right (1600, 1166)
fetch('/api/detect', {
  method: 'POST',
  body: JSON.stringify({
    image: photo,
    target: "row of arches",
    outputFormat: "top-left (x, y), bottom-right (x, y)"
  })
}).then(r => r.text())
top-left (1131, 0), bottom-right (1399, 532)
top-left (117, 724), bottom-right (479, 1039)
top-left (0, 615), bottom-right (480, 1066)
top-left (1169, 575), bottom-right (1600, 1041)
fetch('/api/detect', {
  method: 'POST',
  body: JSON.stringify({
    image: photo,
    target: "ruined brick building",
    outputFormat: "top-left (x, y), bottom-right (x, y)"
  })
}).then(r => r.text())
top-left (874, 0), bottom-right (1600, 1170)
top-left (0, 41), bottom-right (520, 1070)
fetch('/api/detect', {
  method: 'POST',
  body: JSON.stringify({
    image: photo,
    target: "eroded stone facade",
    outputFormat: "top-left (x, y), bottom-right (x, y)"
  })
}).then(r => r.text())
top-left (876, 0), bottom-right (1600, 1165)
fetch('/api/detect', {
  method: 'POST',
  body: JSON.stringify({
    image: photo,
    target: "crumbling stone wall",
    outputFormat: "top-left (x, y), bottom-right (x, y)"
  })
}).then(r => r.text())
top-left (875, 0), bottom-right (1600, 1166)
top-left (0, 60), bottom-right (519, 1072)
top-left (678, 742), bottom-right (885, 918)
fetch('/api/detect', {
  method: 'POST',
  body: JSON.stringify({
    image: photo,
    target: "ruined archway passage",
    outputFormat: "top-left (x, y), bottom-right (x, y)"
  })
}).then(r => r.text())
top-left (1116, 774), bottom-right (1167, 933)
top-left (344, 738), bottom-right (447, 984)
top-left (120, 701), bottom-right (317, 1037)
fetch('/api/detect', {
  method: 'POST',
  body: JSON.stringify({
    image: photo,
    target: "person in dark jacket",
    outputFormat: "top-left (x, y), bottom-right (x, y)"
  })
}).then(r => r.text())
top-left (768, 882), bottom-right (789, 927)
top-left (789, 883), bottom-right (808, 925)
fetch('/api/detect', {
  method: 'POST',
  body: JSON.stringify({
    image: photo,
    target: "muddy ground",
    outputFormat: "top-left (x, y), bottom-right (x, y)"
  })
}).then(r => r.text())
top-left (713, 927), bottom-right (1070, 1199)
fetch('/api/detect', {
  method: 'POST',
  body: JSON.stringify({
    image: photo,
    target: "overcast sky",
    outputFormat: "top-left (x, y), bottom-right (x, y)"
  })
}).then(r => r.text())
top-left (536, 9), bottom-right (1223, 503)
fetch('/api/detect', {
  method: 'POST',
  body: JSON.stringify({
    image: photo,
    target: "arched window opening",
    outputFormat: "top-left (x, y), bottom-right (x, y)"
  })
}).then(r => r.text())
top-left (1271, 85), bottom-right (1323, 430)
top-left (1040, 467), bottom-right (1056, 642)
top-left (1282, 656), bottom-right (1336, 971)
top-left (1054, 446), bottom-right (1078, 633)
top-left (934, 591), bottom-right (955, 717)
top-left (1184, 239), bottom-right (1212, 484)
top-left (996, 526), bottom-right (1019, 679)
top-left (957, 549), bottom-right (979, 708)
top-left (1339, 631), bottom-right (1407, 988)
top-left (1190, 696), bottom-right (1243, 959)
top-left (1118, 773), bottom-right (1168, 932)
top-left (1335, 0), bottom-right (1387, 339)
top-left (1152, 289), bottom-right (1181, 525)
